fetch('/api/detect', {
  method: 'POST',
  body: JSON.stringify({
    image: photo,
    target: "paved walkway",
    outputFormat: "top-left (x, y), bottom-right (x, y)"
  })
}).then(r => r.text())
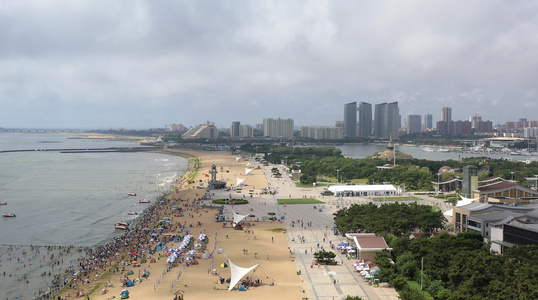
top-left (206, 161), bottom-right (403, 300)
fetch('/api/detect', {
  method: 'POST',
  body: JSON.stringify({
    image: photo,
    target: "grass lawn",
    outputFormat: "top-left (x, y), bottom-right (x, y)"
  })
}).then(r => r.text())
top-left (431, 206), bottom-right (441, 213)
top-left (294, 181), bottom-right (327, 188)
top-left (277, 198), bottom-right (324, 205)
top-left (371, 196), bottom-right (423, 201)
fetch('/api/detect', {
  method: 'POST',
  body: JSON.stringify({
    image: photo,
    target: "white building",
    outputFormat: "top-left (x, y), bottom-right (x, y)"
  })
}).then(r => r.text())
top-left (263, 118), bottom-right (294, 138)
top-left (300, 126), bottom-right (343, 139)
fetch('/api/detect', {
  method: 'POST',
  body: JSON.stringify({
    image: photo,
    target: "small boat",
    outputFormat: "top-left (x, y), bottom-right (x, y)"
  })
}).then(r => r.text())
top-left (0, 201), bottom-right (7, 205)
top-left (127, 211), bottom-right (138, 215)
top-left (139, 199), bottom-right (150, 204)
top-left (437, 148), bottom-right (450, 152)
top-left (128, 193), bottom-right (137, 196)
top-left (117, 221), bottom-right (128, 226)
top-left (3, 213), bottom-right (16, 217)
top-left (423, 147), bottom-right (435, 152)
top-left (115, 225), bottom-right (128, 230)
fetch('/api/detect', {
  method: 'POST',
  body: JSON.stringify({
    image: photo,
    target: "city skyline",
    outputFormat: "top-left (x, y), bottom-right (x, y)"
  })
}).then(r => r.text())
top-left (1, 1), bottom-right (538, 129)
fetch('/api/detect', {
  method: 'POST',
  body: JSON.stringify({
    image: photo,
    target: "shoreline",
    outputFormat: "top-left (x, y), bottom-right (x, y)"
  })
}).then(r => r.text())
top-left (49, 149), bottom-right (302, 300)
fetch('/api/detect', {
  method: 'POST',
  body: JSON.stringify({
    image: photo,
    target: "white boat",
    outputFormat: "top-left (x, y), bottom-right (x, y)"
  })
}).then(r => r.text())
top-left (127, 211), bottom-right (138, 215)
top-left (139, 199), bottom-right (150, 204)
top-left (117, 221), bottom-right (128, 226)
top-left (115, 225), bottom-right (128, 230)
top-left (423, 147), bottom-right (435, 152)
top-left (437, 148), bottom-right (450, 152)
top-left (128, 193), bottom-right (137, 196)
top-left (3, 213), bottom-right (16, 217)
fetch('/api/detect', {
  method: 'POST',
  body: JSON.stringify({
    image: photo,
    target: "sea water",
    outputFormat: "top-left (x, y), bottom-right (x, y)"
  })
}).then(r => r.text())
top-left (0, 133), bottom-right (188, 299)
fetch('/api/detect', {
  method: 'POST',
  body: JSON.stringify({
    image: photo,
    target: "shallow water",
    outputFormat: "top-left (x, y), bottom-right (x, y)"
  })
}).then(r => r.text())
top-left (0, 133), bottom-right (188, 299)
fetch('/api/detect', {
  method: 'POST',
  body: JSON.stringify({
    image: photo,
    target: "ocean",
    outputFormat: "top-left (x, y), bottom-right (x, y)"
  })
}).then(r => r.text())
top-left (0, 133), bottom-right (188, 299)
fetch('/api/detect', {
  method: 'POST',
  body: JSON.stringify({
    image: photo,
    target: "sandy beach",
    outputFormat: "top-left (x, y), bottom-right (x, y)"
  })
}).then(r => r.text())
top-left (50, 149), bottom-right (302, 300)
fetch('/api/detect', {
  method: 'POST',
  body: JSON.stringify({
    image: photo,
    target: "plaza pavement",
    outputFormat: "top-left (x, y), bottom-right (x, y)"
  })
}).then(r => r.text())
top-left (205, 159), bottom-right (456, 300)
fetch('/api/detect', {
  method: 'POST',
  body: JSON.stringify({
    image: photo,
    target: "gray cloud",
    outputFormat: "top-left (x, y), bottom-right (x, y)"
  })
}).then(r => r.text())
top-left (0, 0), bottom-right (537, 129)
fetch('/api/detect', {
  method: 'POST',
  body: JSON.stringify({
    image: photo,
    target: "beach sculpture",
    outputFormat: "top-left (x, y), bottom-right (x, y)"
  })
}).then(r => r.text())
top-left (223, 254), bottom-right (259, 291)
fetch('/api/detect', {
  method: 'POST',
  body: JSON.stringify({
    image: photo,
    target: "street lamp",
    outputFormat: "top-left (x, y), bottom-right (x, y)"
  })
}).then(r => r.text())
top-left (336, 169), bottom-right (339, 183)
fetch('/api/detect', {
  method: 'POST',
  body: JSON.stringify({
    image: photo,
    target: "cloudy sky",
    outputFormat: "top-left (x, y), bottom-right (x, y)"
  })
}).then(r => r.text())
top-left (1, 1), bottom-right (537, 130)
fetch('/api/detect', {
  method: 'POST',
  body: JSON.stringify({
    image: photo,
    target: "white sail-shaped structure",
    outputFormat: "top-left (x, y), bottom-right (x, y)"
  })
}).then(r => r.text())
top-left (232, 212), bottom-right (249, 227)
top-left (236, 178), bottom-right (246, 186)
top-left (245, 168), bottom-right (254, 175)
top-left (226, 257), bottom-right (259, 291)
top-left (235, 156), bottom-right (241, 162)
top-left (444, 195), bottom-right (479, 218)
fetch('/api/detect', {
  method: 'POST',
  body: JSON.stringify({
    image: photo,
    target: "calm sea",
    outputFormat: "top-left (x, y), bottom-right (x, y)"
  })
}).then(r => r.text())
top-left (0, 133), bottom-right (188, 246)
top-left (336, 143), bottom-right (537, 161)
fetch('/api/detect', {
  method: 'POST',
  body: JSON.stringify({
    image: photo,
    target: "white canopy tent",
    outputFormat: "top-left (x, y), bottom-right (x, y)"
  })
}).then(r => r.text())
top-left (245, 162), bottom-right (251, 167)
top-left (245, 168), bottom-right (254, 175)
top-left (236, 178), bottom-right (246, 186)
top-left (225, 256), bottom-right (259, 291)
top-left (328, 184), bottom-right (398, 197)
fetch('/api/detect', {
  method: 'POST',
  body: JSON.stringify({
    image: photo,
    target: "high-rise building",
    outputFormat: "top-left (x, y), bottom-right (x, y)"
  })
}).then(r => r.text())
top-left (263, 118), bottom-right (294, 138)
top-left (442, 107), bottom-right (452, 122)
top-left (343, 102), bottom-right (357, 137)
top-left (358, 102), bottom-right (372, 137)
top-left (239, 124), bottom-right (253, 137)
top-left (424, 113), bottom-right (433, 129)
top-left (230, 121), bottom-right (240, 138)
top-left (300, 126), bottom-right (343, 139)
top-left (407, 115), bottom-right (422, 134)
top-left (374, 102), bottom-right (399, 139)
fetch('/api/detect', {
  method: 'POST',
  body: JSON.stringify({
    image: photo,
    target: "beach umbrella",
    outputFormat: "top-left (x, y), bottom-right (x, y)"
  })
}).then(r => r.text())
top-left (142, 228), bottom-right (151, 231)
top-left (365, 274), bottom-right (374, 279)
top-left (183, 229), bottom-right (190, 232)
top-left (151, 233), bottom-right (159, 237)
top-left (157, 227), bottom-right (165, 230)
top-left (163, 217), bottom-right (170, 220)
top-left (165, 220), bottom-right (172, 223)
top-left (220, 263), bottom-right (228, 268)
top-left (338, 242), bottom-right (348, 246)
top-left (194, 243), bottom-right (201, 247)
top-left (184, 257), bottom-right (193, 260)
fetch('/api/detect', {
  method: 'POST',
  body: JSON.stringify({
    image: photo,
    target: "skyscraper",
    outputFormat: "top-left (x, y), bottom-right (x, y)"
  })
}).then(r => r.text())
top-left (230, 121), bottom-right (240, 137)
top-left (343, 102), bottom-right (357, 138)
top-left (407, 115), bottom-right (421, 134)
top-left (442, 107), bottom-right (452, 122)
top-left (358, 102), bottom-right (372, 137)
top-left (424, 113), bottom-right (433, 129)
top-left (374, 102), bottom-right (399, 139)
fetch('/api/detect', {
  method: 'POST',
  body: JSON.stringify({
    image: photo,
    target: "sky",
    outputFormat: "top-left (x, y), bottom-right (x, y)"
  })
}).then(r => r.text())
top-left (1, 0), bottom-right (538, 130)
